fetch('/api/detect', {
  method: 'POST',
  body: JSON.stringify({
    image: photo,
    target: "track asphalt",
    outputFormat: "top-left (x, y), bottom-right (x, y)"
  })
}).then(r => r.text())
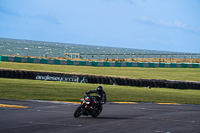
top-left (0, 98), bottom-right (200, 133)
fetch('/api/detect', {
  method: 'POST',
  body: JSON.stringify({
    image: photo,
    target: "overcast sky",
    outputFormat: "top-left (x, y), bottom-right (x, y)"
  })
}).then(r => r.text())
top-left (0, 0), bottom-right (200, 53)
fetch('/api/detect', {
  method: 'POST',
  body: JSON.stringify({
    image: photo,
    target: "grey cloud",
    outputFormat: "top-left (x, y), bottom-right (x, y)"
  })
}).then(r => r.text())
top-left (0, 6), bottom-right (60, 25)
top-left (139, 16), bottom-right (200, 34)
top-left (126, 0), bottom-right (134, 5)
top-left (103, 0), bottom-right (134, 5)
top-left (0, 6), bottom-right (21, 17)
top-left (35, 15), bottom-right (60, 24)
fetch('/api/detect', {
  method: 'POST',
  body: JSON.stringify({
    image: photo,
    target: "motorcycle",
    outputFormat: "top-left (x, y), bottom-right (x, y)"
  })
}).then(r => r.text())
top-left (74, 94), bottom-right (103, 118)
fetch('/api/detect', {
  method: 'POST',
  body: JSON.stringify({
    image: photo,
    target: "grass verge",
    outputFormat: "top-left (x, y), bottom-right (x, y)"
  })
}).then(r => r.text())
top-left (1, 78), bottom-right (200, 105)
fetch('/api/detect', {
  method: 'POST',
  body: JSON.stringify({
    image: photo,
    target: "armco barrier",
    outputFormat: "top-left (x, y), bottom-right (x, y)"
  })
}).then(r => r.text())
top-left (0, 69), bottom-right (200, 89)
top-left (0, 56), bottom-right (200, 68)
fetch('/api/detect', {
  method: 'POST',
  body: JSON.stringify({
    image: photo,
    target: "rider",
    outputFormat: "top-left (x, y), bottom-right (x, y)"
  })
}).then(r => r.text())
top-left (84, 86), bottom-right (106, 105)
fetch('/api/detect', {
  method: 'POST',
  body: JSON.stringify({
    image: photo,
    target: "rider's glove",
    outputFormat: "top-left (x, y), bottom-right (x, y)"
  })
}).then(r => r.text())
top-left (84, 93), bottom-right (89, 96)
top-left (101, 101), bottom-right (105, 104)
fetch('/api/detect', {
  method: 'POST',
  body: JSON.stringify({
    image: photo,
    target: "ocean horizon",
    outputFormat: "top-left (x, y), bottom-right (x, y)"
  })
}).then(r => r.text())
top-left (0, 37), bottom-right (198, 59)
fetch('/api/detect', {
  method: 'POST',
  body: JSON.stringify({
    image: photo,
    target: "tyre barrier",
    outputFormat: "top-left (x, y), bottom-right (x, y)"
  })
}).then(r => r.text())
top-left (0, 69), bottom-right (199, 90)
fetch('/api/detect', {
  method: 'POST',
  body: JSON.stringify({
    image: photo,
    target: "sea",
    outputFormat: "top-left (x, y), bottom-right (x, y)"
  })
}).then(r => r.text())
top-left (0, 37), bottom-right (197, 59)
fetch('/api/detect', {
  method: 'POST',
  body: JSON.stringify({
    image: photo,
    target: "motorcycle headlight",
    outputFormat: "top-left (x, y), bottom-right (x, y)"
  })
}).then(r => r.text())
top-left (86, 102), bottom-right (90, 104)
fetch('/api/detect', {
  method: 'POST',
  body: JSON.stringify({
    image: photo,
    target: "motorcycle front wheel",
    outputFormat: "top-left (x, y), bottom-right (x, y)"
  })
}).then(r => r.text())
top-left (74, 105), bottom-right (84, 118)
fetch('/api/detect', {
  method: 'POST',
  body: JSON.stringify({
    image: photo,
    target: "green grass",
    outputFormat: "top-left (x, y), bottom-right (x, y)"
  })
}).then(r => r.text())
top-left (0, 61), bottom-right (200, 104)
top-left (0, 62), bottom-right (200, 81)
top-left (1, 78), bottom-right (200, 105)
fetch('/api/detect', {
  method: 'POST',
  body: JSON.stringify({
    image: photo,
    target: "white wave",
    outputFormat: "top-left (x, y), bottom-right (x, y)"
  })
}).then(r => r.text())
top-left (24, 48), bottom-right (29, 50)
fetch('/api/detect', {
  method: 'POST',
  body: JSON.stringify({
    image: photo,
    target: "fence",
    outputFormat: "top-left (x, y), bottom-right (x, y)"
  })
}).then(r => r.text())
top-left (64, 53), bottom-right (199, 60)
top-left (0, 55), bottom-right (200, 68)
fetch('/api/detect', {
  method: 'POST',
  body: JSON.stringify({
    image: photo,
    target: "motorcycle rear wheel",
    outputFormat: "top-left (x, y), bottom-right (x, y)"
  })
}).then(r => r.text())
top-left (92, 107), bottom-right (102, 118)
top-left (74, 105), bottom-right (84, 118)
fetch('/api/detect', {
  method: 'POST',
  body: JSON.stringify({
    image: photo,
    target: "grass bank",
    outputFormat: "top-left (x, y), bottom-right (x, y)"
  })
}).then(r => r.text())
top-left (0, 78), bottom-right (200, 104)
top-left (0, 62), bottom-right (200, 81)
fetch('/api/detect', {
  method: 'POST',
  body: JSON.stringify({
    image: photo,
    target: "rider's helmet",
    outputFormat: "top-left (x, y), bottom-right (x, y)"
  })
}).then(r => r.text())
top-left (96, 86), bottom-right (103, 92)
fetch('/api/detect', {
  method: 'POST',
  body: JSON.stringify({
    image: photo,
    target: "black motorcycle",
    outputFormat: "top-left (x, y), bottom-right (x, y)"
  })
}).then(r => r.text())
top-left (74, 94), bottom-right (103, 118)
